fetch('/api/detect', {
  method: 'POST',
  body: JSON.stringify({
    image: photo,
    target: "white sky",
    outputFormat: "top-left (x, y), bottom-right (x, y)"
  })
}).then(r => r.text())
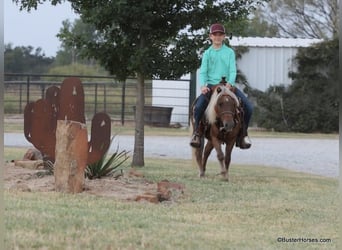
top-left (4, 1), bottom-right (79, 57)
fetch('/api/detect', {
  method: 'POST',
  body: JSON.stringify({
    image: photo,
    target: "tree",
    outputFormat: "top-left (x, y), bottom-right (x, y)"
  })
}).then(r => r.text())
top-left (241, 8), bottom-right (279, 37)
top-left (55, 19), bottom-right (99, 66)
top-left (5, 44), bottom-right (54, 75)
top-left (224, 1), bottom-right (279, 38)
top-left (286, 38), bottom-right (339, 132)
top-left (15, 0), bottom-right (266, 166)
top-left (257, 0), bottom-right (339, 39)
top-left (250, 38), bottom-right (339, 133)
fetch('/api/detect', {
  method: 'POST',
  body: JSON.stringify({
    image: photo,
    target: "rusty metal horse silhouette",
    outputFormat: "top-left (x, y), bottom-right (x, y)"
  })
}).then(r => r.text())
top-left (24, 77), bottom-right (111, 164)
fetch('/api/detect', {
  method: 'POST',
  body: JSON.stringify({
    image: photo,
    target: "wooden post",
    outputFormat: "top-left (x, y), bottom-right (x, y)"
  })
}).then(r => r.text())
top-left (54, 120), bottom-right (88, 193)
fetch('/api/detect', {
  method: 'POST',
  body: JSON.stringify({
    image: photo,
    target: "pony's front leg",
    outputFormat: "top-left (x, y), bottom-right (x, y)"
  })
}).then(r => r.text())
top-left (211, 138), bottom-right (227, 179)
top-left (201, 140), bottom-right (213, 177)
top-left (224, 141), bottom-right (235, 181)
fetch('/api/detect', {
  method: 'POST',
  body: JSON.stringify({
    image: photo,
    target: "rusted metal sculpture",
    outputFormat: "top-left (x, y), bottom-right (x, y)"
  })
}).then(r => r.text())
top-left (24, 77), bottom-right (111, 165)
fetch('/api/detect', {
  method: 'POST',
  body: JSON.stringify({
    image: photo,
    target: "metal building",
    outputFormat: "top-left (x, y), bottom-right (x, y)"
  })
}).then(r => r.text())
top-left (229, 37), bottom-right (323, 91)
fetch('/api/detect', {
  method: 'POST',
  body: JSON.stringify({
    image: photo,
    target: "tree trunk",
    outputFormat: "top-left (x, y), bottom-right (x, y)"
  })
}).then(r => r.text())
top-left (132, 72), bottom-right (145, 167)
top-left (54, 120), bottom-right (88, 193)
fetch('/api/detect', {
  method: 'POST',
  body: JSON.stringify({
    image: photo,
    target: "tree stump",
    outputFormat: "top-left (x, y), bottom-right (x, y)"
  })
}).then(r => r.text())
top-left (54, 120), bottom-right (88, 193)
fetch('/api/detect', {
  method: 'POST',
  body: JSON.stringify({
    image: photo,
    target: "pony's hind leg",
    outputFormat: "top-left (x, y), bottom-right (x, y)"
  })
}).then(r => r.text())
top-left (193, 136), bottom-right (206, 177)
top-left (194, 147), bottom-right (204, 177)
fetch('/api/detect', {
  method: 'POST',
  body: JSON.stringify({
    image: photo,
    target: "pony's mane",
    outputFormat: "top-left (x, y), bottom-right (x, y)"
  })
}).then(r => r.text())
top-left (205, 86), bottom-right (239, 124)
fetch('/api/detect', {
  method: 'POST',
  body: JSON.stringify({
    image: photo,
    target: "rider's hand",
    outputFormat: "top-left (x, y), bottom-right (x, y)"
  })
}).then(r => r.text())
top-left (226, 83), bottom-right (236, 93)
top-left (201, 86), bottom-right (210, 94)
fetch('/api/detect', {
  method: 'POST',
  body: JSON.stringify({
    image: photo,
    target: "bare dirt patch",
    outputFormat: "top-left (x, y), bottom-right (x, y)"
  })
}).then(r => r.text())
top-left (4, 162), bottom-right (185, 203)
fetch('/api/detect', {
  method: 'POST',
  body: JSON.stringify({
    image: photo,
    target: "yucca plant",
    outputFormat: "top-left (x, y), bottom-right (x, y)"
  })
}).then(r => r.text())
top-left (85, 135), bottom-right (130, 179)
top-left (36, 159), bottom-right (55, 178)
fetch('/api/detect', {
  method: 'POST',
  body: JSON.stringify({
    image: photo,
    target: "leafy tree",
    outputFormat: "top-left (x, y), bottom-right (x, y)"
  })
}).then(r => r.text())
top-left (5, 43), bottom-right (54, 75)
top-left (241, 8), bottom-right (279, 37)
top-left (257, 0), bottom-right (339, 39)
top-left (223, 0), bottom-right (278, 38)
top-left (15, 0), bottom-right (266, 166)
top-left (55, 19), bottom-right (99, 66)
top-left (286, 38), bottom-right (339, 132)
top-left (251, 38), bottom-right (339, 133)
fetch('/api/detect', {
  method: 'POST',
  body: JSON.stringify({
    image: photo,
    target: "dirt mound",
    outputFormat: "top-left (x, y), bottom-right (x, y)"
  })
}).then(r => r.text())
top-left (4, 163), bottom-right (185, 203)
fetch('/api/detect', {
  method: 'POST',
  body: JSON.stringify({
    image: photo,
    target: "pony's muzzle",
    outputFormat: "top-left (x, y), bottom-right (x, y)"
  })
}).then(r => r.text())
top-left (221, 120), bottom-right (235, 132)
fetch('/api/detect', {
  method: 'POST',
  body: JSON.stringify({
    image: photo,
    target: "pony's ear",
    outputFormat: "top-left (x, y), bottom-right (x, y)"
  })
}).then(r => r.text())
top-left (217, 86), bottom-right (222, 93)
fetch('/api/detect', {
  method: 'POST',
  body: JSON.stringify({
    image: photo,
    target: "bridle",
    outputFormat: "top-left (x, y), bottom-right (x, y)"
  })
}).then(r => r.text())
top-left (217, 94), bottom-right (237, 115)
top-left (218, 110), bottom-right (235, 116)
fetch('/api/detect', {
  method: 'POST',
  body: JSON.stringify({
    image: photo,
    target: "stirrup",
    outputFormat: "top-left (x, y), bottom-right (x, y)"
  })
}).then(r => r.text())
top-left (190, 133), bottom-right (201, 148)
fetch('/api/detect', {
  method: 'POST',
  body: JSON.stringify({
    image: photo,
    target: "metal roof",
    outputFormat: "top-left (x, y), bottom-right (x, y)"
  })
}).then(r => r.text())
top-left (229, 37), bottom-right (323, 48)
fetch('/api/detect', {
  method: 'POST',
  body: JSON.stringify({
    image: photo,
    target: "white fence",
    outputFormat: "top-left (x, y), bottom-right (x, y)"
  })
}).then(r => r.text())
top-left (152, 78), bottom-right (190, 126)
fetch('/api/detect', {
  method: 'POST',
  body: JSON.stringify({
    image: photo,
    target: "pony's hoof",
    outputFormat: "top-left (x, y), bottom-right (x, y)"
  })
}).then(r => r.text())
top-left (220, 172), bottom-right (229, 182)
top-left (199, 173), bottom-right (205, 178)
top-left (221, 177), bottom-right (229, 182)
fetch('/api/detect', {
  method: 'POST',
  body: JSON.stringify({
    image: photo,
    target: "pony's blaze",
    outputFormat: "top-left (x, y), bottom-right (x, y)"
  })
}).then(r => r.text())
top-left (217, 96), bottom-right (235, 132)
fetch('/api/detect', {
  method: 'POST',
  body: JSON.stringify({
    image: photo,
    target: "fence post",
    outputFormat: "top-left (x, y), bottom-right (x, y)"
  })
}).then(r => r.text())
top-left (94, 83), bottom-right (98, 114)
top-left (41, 84), bottom-right (45, 99)
top-left (121, 80), bottom-right (126, 125)
top-left (189, 71), bottom-right (197, 124)
top-left (26, 75), bottom-right (30, 105)
top-left (19, 82), bottom-right (23, 113)
top-left (103, 84), bottom-right (107, 112)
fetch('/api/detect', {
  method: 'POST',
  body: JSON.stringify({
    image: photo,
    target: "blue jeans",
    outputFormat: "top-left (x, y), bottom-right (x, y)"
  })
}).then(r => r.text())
top-left (193, 86), bottom-right (253, 131)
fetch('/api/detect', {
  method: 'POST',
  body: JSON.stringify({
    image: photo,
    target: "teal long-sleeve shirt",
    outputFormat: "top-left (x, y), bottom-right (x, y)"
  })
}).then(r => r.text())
top-left (199, 44), bottom-right (237, 87)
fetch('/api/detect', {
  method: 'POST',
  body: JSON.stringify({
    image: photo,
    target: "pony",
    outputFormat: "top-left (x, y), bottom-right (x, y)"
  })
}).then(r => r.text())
top-left (190, 84), bottom-right (242, 181)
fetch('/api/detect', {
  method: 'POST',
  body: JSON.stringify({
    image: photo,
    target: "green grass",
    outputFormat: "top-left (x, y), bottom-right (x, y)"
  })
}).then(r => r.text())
top-left (4, 156), bottom-right (338, 250)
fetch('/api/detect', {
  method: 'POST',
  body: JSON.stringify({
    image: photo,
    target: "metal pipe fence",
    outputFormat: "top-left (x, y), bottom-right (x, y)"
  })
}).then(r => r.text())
top-left (4, 73), bottom-right (191, 126)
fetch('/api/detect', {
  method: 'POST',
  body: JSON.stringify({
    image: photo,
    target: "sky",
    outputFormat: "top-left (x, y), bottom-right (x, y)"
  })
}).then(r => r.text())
top-left (5, 1), bottom-right (79, 57)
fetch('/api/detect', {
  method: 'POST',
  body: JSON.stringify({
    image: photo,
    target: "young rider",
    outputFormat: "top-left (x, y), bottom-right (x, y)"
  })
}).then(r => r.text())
top-left (190, 23), bottom-right (253, 149)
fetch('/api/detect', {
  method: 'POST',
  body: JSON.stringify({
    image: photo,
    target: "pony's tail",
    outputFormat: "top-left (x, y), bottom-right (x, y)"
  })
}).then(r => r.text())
top-left (189, 98), bottom-right (203, 169)
top-left (189, 118), bottom-right (197, 168)
top-left (189, 118), bottom-right (204, 169)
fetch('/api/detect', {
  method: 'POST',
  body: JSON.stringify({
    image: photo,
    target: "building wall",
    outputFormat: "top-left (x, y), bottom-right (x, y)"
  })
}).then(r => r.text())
top-left (236, 46), bottom-right (298, 91)
top-left (229, 37), bottom-right (322, 91)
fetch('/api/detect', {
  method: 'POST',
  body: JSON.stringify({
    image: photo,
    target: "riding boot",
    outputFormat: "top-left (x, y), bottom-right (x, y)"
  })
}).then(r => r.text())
top-left (190, 121), bottom-right (204, 148)
top-left (239, 134), bottom-right (252, 149)
top-left (236, 125), bottom-right (252, 149)
top-left (190, 130), bottom-right (201, 148)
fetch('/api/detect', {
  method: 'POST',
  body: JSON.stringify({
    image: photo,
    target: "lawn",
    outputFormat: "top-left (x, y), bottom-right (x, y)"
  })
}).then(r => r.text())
top-left (4, 156), bottom-right (338, 250)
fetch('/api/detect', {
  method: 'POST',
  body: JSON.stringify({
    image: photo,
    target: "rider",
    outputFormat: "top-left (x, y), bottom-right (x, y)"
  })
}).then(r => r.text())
top-left (190, 23), bottom-right (253, 149)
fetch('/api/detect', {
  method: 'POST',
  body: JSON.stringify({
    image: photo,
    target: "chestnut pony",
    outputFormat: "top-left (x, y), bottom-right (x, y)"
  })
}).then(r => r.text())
top-left (190, 83), bottom-right (241, 181)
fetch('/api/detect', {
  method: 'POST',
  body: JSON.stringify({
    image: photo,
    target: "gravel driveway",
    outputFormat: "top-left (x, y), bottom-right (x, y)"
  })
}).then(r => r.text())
top-left (5, 133), bottom-right (339, 178)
